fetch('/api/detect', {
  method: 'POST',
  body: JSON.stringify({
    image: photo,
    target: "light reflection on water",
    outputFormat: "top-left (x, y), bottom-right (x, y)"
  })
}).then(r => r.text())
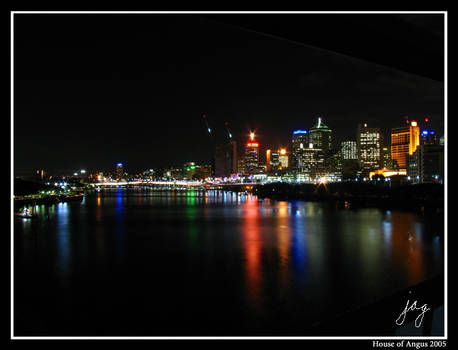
top-left (14, 188), bottom-right (443, 335)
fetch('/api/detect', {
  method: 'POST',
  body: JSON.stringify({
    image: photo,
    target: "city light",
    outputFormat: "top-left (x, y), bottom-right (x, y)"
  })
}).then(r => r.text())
top-left (250, 132), bottom-right (255, 141)
top-left (280, 149), bottom-right (286, 155)
top-left (293, 130), bottom-right (308, 135)
top-left (411, 121), bottom-right (417, 127)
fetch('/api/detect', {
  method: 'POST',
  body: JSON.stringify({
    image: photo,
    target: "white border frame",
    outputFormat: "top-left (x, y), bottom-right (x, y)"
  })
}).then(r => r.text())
top-left (10, 10), bottom-right (448, 340)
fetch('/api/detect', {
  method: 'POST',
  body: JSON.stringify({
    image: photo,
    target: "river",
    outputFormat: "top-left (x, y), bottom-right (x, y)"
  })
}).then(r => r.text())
top-left (14, 188), bottom-right (444, 336)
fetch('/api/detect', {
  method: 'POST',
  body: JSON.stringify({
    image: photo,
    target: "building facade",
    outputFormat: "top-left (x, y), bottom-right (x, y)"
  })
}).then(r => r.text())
top-left (357, 124), bottom-right (383, 173)
top-left (391, 121), bottom-right (420, 170)
top-left (341, 140), bottom-right (358, 161)
top-left (244, 132), bottom-right (259, 174)
top-left (215, 141), bottom-right (238, 178)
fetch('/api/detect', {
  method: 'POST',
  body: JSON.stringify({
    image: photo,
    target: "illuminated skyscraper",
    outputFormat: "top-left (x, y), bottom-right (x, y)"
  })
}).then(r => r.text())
top-left (290, 129), bottom-right (308, 173)
top-left (266, 149), bottom-right (280, 172)
top-left (357, 123), bottom-right (383, 172)
top-left (307, 117), bottom-right (333, 178)
top-left (340, 141), bottom-right (358, 160)
top-left (308, 117), bottom-right (332, 152)
top-left (382, 147), bottom-right (398, 169)
top-left (290, 117), bottom-right (332, 179)
top-left (278, 148), bottom-right (289, 169)
top-left (116, 162), bottom-right (124, 180)
top-left (391, 121), bottom-right (420, 170)
top-left (245, 132), bottom-right (259, 174)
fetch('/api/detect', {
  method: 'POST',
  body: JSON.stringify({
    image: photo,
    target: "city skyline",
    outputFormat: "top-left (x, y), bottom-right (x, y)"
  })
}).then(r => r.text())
top-left (11, 10), bottom-right (447, 340)
top-left (14, 13), bottom-right (444, 173)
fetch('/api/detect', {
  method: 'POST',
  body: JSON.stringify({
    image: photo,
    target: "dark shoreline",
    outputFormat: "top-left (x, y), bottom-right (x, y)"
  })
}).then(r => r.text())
top-left (253, 182), bottom-right (444, 214)
top-left (13, 193), bottom-right (84, 209)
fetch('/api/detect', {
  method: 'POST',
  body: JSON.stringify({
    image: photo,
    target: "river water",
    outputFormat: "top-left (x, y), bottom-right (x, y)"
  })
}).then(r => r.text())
top-left (14, 188), bottom-right (444, 336)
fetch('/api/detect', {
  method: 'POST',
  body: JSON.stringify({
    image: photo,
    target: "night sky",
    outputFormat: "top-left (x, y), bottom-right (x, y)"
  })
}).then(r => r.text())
top-left (14, 13), bottom-right (444, 174)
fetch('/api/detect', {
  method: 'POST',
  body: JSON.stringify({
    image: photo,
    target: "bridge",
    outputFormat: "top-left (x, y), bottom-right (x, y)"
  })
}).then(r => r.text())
top-left (88, 180), bottom-right (259, 191)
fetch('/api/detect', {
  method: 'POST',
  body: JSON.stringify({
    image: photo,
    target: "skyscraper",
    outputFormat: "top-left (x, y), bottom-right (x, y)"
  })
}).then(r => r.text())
top-left (244, 132), bottom-right (259, 174)
top-left (308, 117), bottom-right (332, 152)
top-left (266, 150), bottom-right (280, 172)
top-left (290, 129), bottom-right (308, 172)
top-left (357, 123), bottom-right (383, 173)
top-left (391, 121), bottom-right (420, 170)
top-left (307, 117), bottom-right (333, 178)
top-left (278, 148), bottom-right (289, 170)
top-left (116, 162), bottom-right (124, 181)
top-left (215, 141), bottom-right (237, 178)
top-left (340, 141), bottom-right (358, 161)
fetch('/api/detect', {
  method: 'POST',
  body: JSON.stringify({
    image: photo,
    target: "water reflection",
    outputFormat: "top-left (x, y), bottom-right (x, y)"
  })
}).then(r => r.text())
top-left (391, 212), bottom-right (424, 284)
top-left (56, 202), bottom-right (71, 286)
top-left (115, 188), bottom-right (126, 259)
top-left (15, 189), bottom-right (444, 335)
top-left (243, 194), bottom-right (263, 308)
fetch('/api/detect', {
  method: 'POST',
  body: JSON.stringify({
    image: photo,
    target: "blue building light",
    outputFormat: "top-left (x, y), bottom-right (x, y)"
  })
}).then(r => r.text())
top-left (421, 130), bottom-right (429, 136)
top-left (293, 130), bottom-right (308, 135)
top-left (430, 131), bottom-right (435, 135)
top-left (117, 163), bottom-right (123, 167)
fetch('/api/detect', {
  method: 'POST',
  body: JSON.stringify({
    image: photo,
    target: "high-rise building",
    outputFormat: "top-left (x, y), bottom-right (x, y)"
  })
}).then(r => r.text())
top-left (407, 144), bottom-right (444, 184)
top-left (391, 121), bottom-right (420, 170)
top-left (382, 147), bottom-right (398, 169)
top-left (357, 123), bottom-right (383, 172)
top-left (244, 132), bottom-right (259, 174)
top-left (116, 163), bottom-right (124, 181)
top-left (237, 157), bottom-right (245, 174)
top-left (215, 141), bottom-right (237, 178)
top-left (183, 162), bottom-right (197, 179)
top-left (420, 129), bottom-right (439, 146)
top-left (290, 118), bottom-right (332, 179)
top-left (278, 148), bottom-right (289, 170)
top-left (340, 141), bottom-right (359, 179)
top-left (290, 129), bottom-right (308, 172)
top-left (341, 141), bottom-right (358, 160)
top-left (266, 150), bottom-right (280, 172)
top-left (266, 149), bottom-right (271, 172)
top-left (308, 117), bottom-right (332, 152)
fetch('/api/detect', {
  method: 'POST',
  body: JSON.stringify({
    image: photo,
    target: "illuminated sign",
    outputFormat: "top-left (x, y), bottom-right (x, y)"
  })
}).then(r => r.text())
top-left (293, 130), bottom-right (308, 134)
top-left (246, 143), bottom-right (259, 147)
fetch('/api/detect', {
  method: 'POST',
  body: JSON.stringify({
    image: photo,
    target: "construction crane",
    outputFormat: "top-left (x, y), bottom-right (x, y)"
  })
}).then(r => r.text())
top-left (225, 121), bottom-right (233, 141)
top-left (202, 113), bottom-right (213, 136)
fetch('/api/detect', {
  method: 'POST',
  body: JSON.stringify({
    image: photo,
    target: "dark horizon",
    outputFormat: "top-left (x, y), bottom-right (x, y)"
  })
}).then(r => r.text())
top-left (14, 13), bottom-right (444, 174)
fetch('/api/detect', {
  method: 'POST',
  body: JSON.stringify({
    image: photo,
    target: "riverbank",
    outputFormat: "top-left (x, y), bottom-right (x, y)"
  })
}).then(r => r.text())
top-left (13, 192), bottom-right (84, 208)
top-left (253, 182), bottom-right (444, 213)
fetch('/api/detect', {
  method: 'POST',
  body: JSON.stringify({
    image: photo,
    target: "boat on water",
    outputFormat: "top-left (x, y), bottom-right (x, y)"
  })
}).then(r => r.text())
top-left (15, 208), bottom-right (33, 218)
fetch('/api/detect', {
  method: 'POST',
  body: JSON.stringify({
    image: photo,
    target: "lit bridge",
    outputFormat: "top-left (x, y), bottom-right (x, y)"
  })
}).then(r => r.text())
top-left (88, 181), bottom-right (259, 191)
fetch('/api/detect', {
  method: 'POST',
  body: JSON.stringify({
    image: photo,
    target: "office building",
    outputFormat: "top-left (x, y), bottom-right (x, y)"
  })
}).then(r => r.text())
top-left (215, 141), bottom-right (238, 178)
top-left (357, 123), bottom-right (383, 172)
top-left (341, 141), bottom-right (358, 160)
top-left (391, 121), bottom-right (420, 170)
top-left (245, 132), bottom-right (260, 174)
